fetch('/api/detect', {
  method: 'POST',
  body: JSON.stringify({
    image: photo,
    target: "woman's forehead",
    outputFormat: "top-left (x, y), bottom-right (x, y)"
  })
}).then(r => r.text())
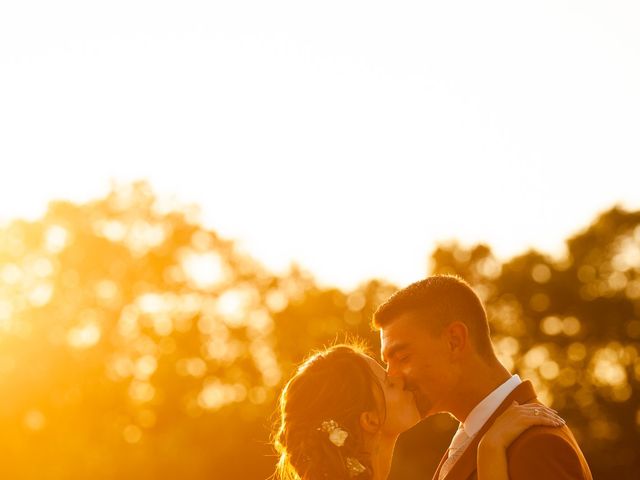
top-left (361, 354), bottom-right (385, 380)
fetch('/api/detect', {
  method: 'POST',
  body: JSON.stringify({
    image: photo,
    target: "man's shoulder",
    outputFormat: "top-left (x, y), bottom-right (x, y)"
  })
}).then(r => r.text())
top-left (509, 424), bottom-right (576, 451)
top-left (506, 425), bottom-right (592, 479)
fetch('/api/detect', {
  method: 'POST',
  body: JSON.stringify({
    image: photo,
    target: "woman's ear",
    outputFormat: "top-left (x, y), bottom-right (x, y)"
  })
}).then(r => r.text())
top-left (359, 410), bottom-right (381, 433)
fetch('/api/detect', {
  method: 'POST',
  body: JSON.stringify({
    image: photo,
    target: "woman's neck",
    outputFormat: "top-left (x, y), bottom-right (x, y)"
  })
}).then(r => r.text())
top-left (370, 434), bottom-right (398, 480)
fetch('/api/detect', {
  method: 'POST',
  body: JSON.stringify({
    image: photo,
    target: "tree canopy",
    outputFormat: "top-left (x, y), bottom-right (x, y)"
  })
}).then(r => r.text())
top-left (0, 183), bottom-right (638, 479)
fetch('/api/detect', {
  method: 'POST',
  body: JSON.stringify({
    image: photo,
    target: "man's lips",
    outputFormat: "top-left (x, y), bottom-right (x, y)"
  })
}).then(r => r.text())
top-left (406, 386), bottom-right (430, 404)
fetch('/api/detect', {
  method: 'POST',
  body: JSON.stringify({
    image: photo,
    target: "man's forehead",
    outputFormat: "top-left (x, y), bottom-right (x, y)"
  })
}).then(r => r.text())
top-left (379, 313), bottom-right (427, 357)
top-left (379, 324), bottom-right (394, 352)
top-left (380, 312), bottom-right (418, 339)
top-left (380, 323), bottom-right (409, 357)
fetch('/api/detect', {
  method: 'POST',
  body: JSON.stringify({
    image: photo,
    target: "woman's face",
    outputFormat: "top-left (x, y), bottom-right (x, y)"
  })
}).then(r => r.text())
top-left (362, 355), bottom-right (421, 436)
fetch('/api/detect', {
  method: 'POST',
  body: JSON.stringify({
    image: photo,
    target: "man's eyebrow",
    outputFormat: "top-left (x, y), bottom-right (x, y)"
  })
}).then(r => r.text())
top-left (382, 343), bottom-right (409, 363)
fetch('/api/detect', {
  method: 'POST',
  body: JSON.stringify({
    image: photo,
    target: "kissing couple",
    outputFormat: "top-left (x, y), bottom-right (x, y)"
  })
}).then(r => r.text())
top-left (273, 275), bottom-right (593, 479)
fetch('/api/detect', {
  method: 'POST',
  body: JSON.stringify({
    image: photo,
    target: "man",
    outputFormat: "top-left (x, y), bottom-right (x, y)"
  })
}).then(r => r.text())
top-left (373, 275), bottom-right (592, 480)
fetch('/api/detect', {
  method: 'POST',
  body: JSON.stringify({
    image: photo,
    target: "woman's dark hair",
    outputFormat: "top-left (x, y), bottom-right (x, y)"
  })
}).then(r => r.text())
top-left (272, 343), bottom-right (385, 480)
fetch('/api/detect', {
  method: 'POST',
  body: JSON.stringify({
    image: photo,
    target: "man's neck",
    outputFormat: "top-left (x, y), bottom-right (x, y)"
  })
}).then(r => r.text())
top-left (446, 360), bottom-right (512, 423)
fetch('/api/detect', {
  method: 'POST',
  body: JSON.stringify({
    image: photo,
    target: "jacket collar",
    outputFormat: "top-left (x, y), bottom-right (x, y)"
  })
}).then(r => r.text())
top-left (432, 380), bottom-right (538, 480)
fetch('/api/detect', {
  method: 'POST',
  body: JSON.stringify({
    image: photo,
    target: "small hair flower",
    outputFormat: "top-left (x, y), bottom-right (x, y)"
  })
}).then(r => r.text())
top-left (318, 419), bottom-right (349, 447)
top-left (345, 457), bottom-right (367, 477)
top-left (317, 420), bottom-right (367, 477)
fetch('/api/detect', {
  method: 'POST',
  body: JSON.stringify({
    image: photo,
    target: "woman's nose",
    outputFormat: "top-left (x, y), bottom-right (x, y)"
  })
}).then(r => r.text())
top-left (388, 373), bottom-right (405, 389)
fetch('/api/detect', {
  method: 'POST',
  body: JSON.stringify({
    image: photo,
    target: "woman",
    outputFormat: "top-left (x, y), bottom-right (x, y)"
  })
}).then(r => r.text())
top-left (273, 344), bottom-right (564, 480)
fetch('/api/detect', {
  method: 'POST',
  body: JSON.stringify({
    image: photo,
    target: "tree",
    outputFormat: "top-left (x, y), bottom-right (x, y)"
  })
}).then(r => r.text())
top-left (1, 183), bottom-right (638, 479)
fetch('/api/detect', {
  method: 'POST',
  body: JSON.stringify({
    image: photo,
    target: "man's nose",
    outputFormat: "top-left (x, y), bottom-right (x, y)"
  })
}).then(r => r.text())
top-left (386, 361), bottom-right (403, 377)
top-left (387, 370), bottom-right (405, 387)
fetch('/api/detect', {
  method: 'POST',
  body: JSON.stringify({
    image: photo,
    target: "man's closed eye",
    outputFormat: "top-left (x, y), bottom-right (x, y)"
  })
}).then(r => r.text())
top-left (396, 355), bottom-right (410, 365)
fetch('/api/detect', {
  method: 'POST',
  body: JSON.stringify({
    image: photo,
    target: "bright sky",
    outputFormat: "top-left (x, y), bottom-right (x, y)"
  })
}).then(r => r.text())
top-left (1, 1), bottom-right (640, 289)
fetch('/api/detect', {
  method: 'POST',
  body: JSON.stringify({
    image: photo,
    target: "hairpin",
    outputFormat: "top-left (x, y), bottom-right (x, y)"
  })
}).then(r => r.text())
top-left (317, 419), bottom-right (367, 477)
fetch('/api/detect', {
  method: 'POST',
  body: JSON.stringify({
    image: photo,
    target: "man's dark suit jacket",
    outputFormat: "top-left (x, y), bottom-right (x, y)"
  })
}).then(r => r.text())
top-left (432, 381), bottom-right (593, 480)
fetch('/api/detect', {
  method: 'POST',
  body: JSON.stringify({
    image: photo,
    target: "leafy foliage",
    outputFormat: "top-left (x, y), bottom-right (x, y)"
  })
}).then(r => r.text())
top-left (0, 185), bottom-right (638, 479)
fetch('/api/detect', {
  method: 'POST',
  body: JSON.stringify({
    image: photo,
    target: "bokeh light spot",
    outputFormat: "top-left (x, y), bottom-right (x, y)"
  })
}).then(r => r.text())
top-left (24, 410), bottom-right (46, 431)
top-left (532, 264), bottom-right (551, 283)
top-left (530, 293), bottom-right (550, 312)
top-left (123, 425), bottom-right (142, 444)
top-left (45, 225), bottom-right (69, 253)
top-left (541, 316), bottom-right (563, 335)
top-left (67, 322), bottom-right (101, 349)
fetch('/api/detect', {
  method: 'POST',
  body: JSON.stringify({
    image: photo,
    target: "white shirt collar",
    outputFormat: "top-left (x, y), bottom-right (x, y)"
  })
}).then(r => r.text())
top-left (462, 374), bottom-right (522, 438)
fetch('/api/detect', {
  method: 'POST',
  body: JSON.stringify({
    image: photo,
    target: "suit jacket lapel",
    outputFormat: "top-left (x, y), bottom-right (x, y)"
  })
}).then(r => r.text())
top-left (437, 380), bottom-right (538, 480)
top-left (432, 451), bottom-right (449, 480)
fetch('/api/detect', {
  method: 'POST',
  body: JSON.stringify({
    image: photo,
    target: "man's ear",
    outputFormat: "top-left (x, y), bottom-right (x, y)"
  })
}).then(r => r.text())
top-left (359, 410), bottom-right (381, 433)
top-left (446, 321), bottom-right (469, 357)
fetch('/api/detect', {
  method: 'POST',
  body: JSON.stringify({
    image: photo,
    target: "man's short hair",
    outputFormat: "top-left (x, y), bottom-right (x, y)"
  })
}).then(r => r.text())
top-left (372, 275), bottom-right (494, 358)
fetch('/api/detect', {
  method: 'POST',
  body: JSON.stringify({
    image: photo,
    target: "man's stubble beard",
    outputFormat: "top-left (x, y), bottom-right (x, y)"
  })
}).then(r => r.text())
top-left (411, 389), bottom-right (434, 418)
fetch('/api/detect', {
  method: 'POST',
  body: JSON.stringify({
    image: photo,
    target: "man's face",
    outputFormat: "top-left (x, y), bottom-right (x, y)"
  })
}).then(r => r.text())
top-left (380, 312), bottom-right (458, 417)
